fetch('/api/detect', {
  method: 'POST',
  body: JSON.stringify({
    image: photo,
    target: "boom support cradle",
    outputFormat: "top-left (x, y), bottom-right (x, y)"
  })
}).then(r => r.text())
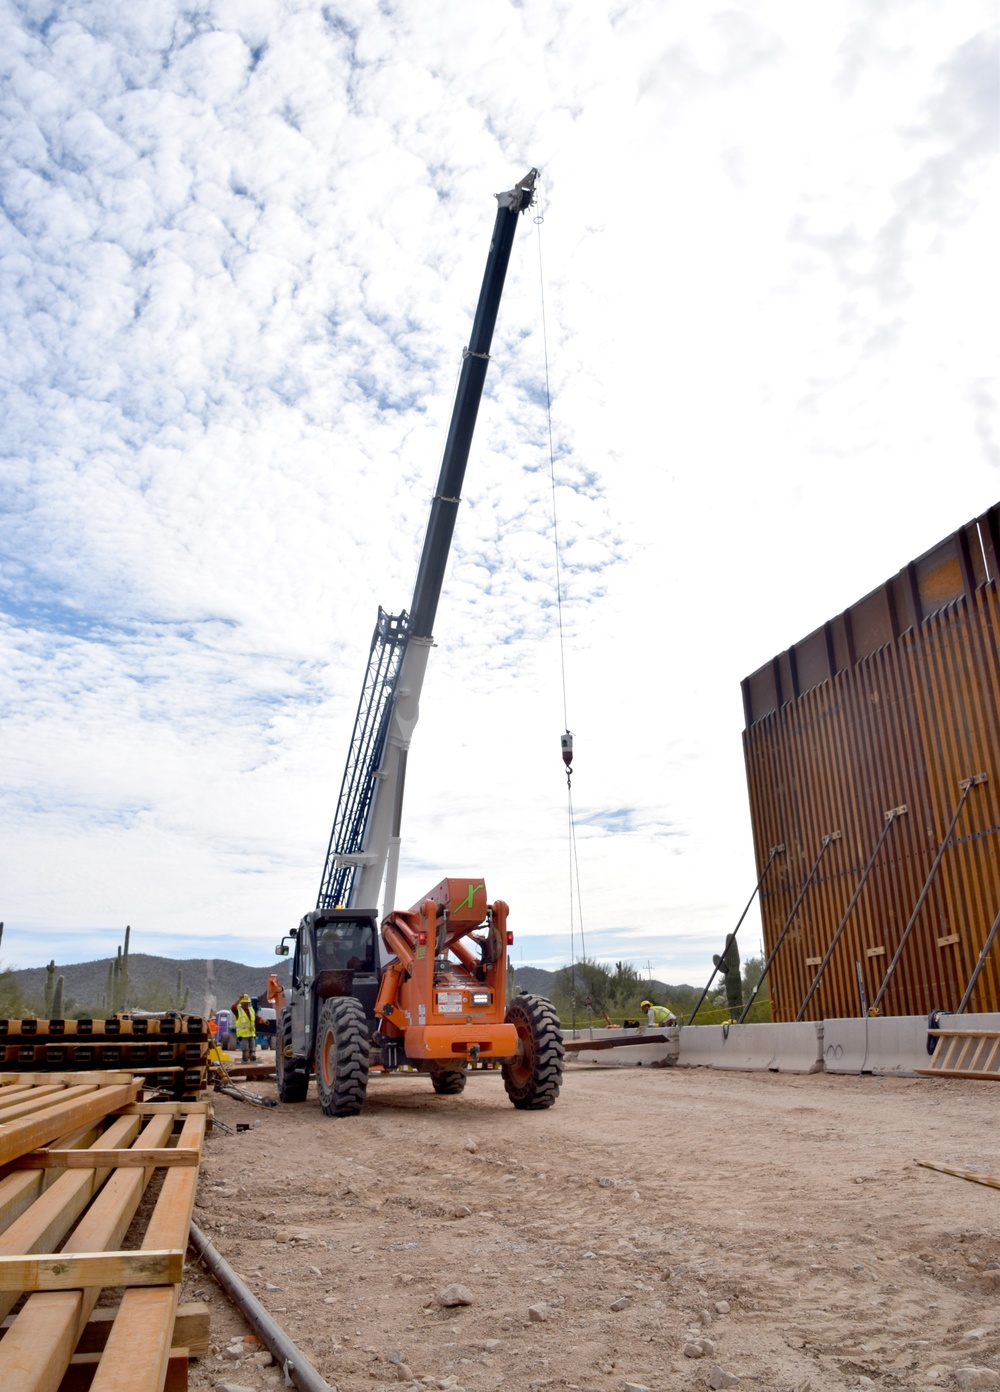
top-left (375, 878), bottom-right (518, 1062)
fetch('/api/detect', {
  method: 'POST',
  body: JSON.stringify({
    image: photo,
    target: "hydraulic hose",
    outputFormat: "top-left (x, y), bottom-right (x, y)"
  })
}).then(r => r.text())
top-left (188, 1219), bottom-right (334, 1392)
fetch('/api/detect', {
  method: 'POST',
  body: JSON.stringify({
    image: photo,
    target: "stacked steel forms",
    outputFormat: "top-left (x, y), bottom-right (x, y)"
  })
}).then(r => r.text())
top-left (0, 1016), bottom-right (208, 1099)
top-left (742, 505), bottom-right (1000, 1022)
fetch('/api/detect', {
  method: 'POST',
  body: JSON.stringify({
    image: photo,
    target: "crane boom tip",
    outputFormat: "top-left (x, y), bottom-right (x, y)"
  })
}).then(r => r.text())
top-left (496, 168), bottom-right (538, 213)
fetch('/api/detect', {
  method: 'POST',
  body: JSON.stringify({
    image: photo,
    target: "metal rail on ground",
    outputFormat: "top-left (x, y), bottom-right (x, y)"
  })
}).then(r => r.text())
top-left (189, 1220), bottom-right (334, 1392)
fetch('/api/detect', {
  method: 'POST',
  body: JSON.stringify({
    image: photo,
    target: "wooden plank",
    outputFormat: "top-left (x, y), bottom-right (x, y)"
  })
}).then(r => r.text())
top-left (57, 1349), bottom-right (189, 1392)
top-left (0, 1112), bottom-right (175, 1392)
top-left (0, 1249), bottom-right (184, 1292)
top-left (0, 1087), bottom-right (84, 1121)
top-left (915, 1158), bottom-right (1000, 1190)
top-left (0, 1083), bottom-right (141, 1167)
top-left (865, 945), bottom-right (886, 958)
top-left (89, 1114), bottom-right (205, 1392)
top-left (10, 1149), bottom-right (198, 1171)
top-left (1, 1075), bottom-right (138, 1089)
top-left (927, 1028), bottom-right (1000, 1038)
top-left (89, 1288), bottom-right (181, 1392)
top-left (914, 1066), bottom-right (1000, 1080)
top-left (115, 1102), bottom-right (210, 1117)
top-left (0, 1115), bottom-right (142, 1322)
top-left (0, 1122), bottom-right (103, 1240)
top-left (936, 933), bottom-right (961, 947)
top-left (36, 1301), bottom-right (210, 1357)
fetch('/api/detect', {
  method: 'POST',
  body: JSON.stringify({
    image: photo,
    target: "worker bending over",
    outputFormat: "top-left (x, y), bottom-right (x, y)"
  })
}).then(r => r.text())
top-left (639, 999), bottom-right (677, 1030)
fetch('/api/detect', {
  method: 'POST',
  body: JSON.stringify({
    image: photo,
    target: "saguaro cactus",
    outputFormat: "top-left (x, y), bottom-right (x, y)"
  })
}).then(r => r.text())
top-left (52, 975), bottom-right (64, 1020)
top-left (172, 969), bottom-right (190, 1014)
top-left (44, 960), bottom-right (57, 1017)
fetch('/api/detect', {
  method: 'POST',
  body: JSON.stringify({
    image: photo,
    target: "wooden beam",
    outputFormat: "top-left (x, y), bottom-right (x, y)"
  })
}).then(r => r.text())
top-left (9, 1149), bottom-right (198, 1171)
top-left (1, 1075), bottom-right (138, 1089)
top-left (914, 1066), bottom-right (1000, 1081)
top-left (0, 1122), bottom-right (103, 1240)
top-left (914, 1158), bottom-right (1000, 1190)
top-left (0, 1083), bottom-right (141, 1167)
top-left (57, 1349), bottom-right (189, 1392)
top-left (0, 1086), bottom-right (84, 1122)
top-left (89, 1113), bottom-right (205, 1392)
top-left (0, 1249), bottom-right (184, 1292)
top-left (114, 1102), bottom-right (210, 1117)
top-left (0, 1112), bottom-right (175, 1392)
top-left (927, 1027), bottom-right (1000, 1038)
top-left (27, 1301), bottom-right (210, 1357)
top-left (0, 1115), bottom-right (142, 1322)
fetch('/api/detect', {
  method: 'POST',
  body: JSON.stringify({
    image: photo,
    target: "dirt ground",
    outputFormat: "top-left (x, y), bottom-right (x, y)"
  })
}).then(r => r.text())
top-left (182, 1060), bottom-right (998, 1392)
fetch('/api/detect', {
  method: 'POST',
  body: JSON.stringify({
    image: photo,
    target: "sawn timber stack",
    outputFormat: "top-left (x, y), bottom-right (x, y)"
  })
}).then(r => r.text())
top-left (0, 1071), bottom-right (210, 1392)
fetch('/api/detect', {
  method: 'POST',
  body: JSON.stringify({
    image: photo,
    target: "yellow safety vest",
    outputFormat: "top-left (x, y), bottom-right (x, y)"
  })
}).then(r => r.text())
top-left (235, 1004), bottom-right (256, 1038)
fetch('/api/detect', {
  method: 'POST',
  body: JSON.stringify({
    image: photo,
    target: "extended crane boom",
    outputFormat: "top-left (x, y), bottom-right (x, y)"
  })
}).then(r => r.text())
top-left (317, 168), bottom-right (537, 917)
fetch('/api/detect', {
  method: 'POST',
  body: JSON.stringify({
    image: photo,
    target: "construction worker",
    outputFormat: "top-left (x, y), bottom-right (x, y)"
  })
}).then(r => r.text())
top-left (639, 999), bottom-right (677, 1030)
top-left (231, 993), bottom-right (257, 1062)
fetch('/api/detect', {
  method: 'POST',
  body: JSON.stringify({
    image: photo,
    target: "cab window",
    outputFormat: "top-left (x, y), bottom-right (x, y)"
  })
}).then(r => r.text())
top-left (316, 922), bottom-right (375, 972)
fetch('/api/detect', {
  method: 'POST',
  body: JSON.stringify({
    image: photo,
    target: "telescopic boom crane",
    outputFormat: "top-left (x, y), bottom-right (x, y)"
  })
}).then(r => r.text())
top-left (270, 168), bottom-right (564, 1120)
top-left (317, 168), bottom-right (538, 919)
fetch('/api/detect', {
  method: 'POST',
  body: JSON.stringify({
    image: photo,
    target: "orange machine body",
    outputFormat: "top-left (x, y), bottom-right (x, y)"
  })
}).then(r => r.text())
top-left (374, 877), bottom-right (518, 1062)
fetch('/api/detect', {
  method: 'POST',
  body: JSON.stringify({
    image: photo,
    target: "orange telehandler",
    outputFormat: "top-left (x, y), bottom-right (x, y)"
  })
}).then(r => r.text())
top-left (268, 879), bottom-right (563, 1112)
top-left (268, 169), bottom-right (564, 1116)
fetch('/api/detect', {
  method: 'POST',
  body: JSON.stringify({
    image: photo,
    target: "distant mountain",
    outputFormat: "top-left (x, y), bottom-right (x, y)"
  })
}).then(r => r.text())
top-left (508, 965), bottom-right (697, 1008)
top-left (6, 953), bottom-right (291, 1020)
top-left (508, 966), bottom-right (557, 997)
top-left (5, 950), bottom-right (702, 1023)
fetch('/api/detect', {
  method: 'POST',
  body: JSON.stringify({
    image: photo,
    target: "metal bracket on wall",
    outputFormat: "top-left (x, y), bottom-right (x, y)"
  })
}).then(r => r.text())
top-left (870, 774), bottom-right (988, 1015)
top-left (795, 806), bottom-right (907, 1022)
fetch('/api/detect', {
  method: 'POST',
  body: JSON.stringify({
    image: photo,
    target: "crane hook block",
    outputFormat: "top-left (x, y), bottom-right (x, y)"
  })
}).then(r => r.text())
top-left (561, 731), bottom-right (574, 769)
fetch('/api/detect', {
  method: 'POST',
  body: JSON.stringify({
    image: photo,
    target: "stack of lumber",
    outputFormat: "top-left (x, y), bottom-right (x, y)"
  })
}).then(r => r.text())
top-left (0, 1072), bottom-right (210, 1392)
top-left (0, 1016), bottom-right (209, 1100)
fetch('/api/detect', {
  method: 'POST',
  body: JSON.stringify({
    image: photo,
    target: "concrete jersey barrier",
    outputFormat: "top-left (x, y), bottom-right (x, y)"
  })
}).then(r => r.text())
top-left (563, 1013), bottom-right (1000, 1076)
top-left (564, 1025), bottom-right (679, 1067)
top-left (824, 1011), bottom-right (1000, 1075)
top-left (676, 1022), bottom-right (823, 1074)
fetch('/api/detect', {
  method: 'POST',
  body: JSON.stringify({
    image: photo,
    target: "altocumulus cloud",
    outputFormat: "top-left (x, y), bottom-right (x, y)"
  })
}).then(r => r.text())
top-left (0, 1), bottom-right (996, 981)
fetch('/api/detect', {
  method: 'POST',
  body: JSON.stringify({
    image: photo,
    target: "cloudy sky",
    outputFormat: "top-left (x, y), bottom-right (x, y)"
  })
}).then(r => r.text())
top-left (1, 0), bottom-right (997, 982)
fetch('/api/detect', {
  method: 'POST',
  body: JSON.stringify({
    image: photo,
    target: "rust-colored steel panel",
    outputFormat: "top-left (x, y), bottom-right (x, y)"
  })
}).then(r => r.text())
top-left (742, 506), bottom-right (1000, 1021)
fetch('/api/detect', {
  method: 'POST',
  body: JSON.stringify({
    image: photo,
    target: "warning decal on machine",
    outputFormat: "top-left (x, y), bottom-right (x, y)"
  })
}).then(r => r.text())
top-left (436, 991), bottom-right (463, 1014)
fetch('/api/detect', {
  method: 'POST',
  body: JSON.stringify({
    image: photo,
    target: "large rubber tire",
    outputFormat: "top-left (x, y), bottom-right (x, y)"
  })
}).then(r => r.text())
top-left (502, 994), bottom-right (564, 1110)
top-left (316, 997), bottom-right (370, 1118)
top-left (275, 1010), bottom-right (308, 1104)
top-left (430, 1067), bottom-right (467, 1095)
